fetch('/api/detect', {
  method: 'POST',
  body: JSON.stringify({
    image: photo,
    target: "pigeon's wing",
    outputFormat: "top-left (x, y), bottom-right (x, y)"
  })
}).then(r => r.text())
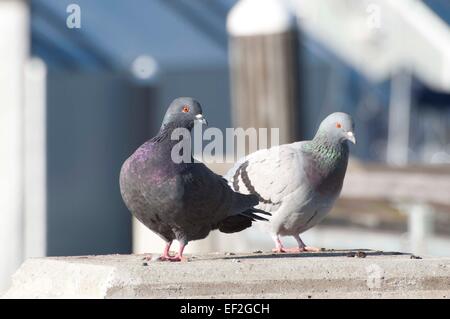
top-left (226, 143), bottom-right (308, 212)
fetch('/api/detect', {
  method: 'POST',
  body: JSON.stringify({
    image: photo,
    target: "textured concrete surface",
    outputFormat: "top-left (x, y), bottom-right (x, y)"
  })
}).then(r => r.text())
top-left (3, 250), bottom-right (450, 298)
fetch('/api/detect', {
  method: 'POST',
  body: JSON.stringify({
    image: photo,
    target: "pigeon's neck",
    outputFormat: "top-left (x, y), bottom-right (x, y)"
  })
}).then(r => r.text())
top-left (303, 130), bottom-right (349, 169)
top-left (152, 122), bottom-right (193, 144)
top-left (150, 122), bottom-right (195, 165)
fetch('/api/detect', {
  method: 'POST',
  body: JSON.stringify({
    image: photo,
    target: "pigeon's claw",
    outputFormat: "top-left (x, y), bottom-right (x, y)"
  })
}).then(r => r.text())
top-left (155, 241), bottom-right (174, 261)
top-left (158, 256), bottom-right (171, 261)
top-left (168, 255), bottom-right (188, 262)
top-left (283, 246), bottom-right (321, 253)
top-left (302, 246), bottom-right (321, 252)
top-left (271, 235), bottom-right (286, 253)
top-left (165, 242), bottom-right (187, 262)
top-left (292, 235), bottom-right (321, 252)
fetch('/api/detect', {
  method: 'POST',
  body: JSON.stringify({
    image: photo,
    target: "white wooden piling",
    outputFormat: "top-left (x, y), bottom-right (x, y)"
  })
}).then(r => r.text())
top-left (0, 0), bottom-right (29, 293)
top-left (227, 0), bottom-right (300, 145)
top-left (24, 58), bottom-right (47, 259)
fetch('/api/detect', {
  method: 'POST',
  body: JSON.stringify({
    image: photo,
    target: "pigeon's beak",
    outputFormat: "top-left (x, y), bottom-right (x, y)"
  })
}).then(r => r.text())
top-left (346, 131), bottom-right (356, 144)
top-left (195, 114), bottom-right (208, 126)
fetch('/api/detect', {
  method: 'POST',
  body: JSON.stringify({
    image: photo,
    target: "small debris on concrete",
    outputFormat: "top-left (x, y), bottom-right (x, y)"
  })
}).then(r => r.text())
top-left (410, 255), bottom-right (422, 259)
top-left (320, 248), bottom-right (327, 252)
top-left (307, 295), bottom-right (312, 299)
top-left (231, 259), bottom-right (241, 263)
top-left (142, 262), bottom-right (148, 266)
top-left (253, 250), bottom-right (263, 254)
top-left (151, 254), bottom-right (164, 262)
top-left (142, 254), bottom-right (164, 261)
top-left (347, 251), bottom-right (366, 258)
top-left (225, 252), bottom-right (235, 256)
top-left (355, 251), bottom-right (367, 258)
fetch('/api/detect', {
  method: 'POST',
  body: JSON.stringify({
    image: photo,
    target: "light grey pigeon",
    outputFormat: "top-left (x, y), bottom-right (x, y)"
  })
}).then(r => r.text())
top-left (225, 112), bottom-right (355, 252)
top-left (119, 97), bottom-right (269, 261)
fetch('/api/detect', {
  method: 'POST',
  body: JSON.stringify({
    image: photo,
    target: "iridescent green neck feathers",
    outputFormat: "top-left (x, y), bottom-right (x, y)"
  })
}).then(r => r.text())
top-left (302, 130), bottom-right (349, 168)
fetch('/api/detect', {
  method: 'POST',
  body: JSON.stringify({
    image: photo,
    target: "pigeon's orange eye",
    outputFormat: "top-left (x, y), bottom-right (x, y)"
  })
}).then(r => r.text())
top-left (336, 122), bottom-right (342, 129)
top-left (182, 105), bottom-right (190, 113)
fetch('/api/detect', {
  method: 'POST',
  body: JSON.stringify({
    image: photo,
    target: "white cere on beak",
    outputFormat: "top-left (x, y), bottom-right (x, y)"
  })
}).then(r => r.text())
top-left (346, 131), bottom-right (356, 144)
top-left (195, 114), bottom-right (207, 126)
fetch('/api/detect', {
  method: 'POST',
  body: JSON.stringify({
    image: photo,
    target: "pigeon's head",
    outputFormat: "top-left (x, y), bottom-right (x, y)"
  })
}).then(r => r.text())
top-left (161, 97), bottom-right (207, 130)
top-left (318, 112), bottom-right (356, 145)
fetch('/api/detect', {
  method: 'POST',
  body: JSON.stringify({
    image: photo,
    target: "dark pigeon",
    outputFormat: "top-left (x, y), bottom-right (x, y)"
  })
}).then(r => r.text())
top-left (119, 97), bottom-right (269, 261)
top-left (225, 112), bottom-right (356, 253)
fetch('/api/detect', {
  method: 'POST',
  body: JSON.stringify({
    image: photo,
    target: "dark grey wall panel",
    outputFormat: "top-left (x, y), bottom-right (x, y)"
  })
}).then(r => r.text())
top-left (46, 72), bottom-right (152, 256)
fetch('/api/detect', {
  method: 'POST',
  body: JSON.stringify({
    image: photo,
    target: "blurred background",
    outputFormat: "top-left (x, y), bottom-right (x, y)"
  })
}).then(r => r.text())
top-left (1, 0), bottom-right (450, 292)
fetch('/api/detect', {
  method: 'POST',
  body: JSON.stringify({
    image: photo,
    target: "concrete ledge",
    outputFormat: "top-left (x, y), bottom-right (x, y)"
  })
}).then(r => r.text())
top-left (3, 250), bottom-right (450, 298)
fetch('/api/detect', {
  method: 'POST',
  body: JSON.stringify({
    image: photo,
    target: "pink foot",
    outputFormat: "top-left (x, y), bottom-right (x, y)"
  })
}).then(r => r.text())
top-left (283, 246), bottom-right (321, 253)
top-left (304, 246), bottom-right (321, 252)
top-left (155, 242), bottom-right (174, 261)
top-left (167, 242), bottom-right (187, 262)
top-left (157, 255), bottom-right (173, 261)
top-left (272, 235), bottom-right (287, 253)
top-left (168, 255), bottom-right (188, 262)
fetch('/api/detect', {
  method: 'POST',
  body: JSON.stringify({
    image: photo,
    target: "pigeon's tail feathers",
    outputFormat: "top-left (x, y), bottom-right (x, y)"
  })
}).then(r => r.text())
top-left (230, 190), bottom-right (271, 220)
top-left (218, 215), bottom-right (253, 233)
top-left (218, 187), bottom-right (270, 233)
top-left (218, 206), bottom-right (270, 233)
top-left (231, 192), bottom-right (258, 211)
top-left (239, 207), bottom-right (270, 221)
